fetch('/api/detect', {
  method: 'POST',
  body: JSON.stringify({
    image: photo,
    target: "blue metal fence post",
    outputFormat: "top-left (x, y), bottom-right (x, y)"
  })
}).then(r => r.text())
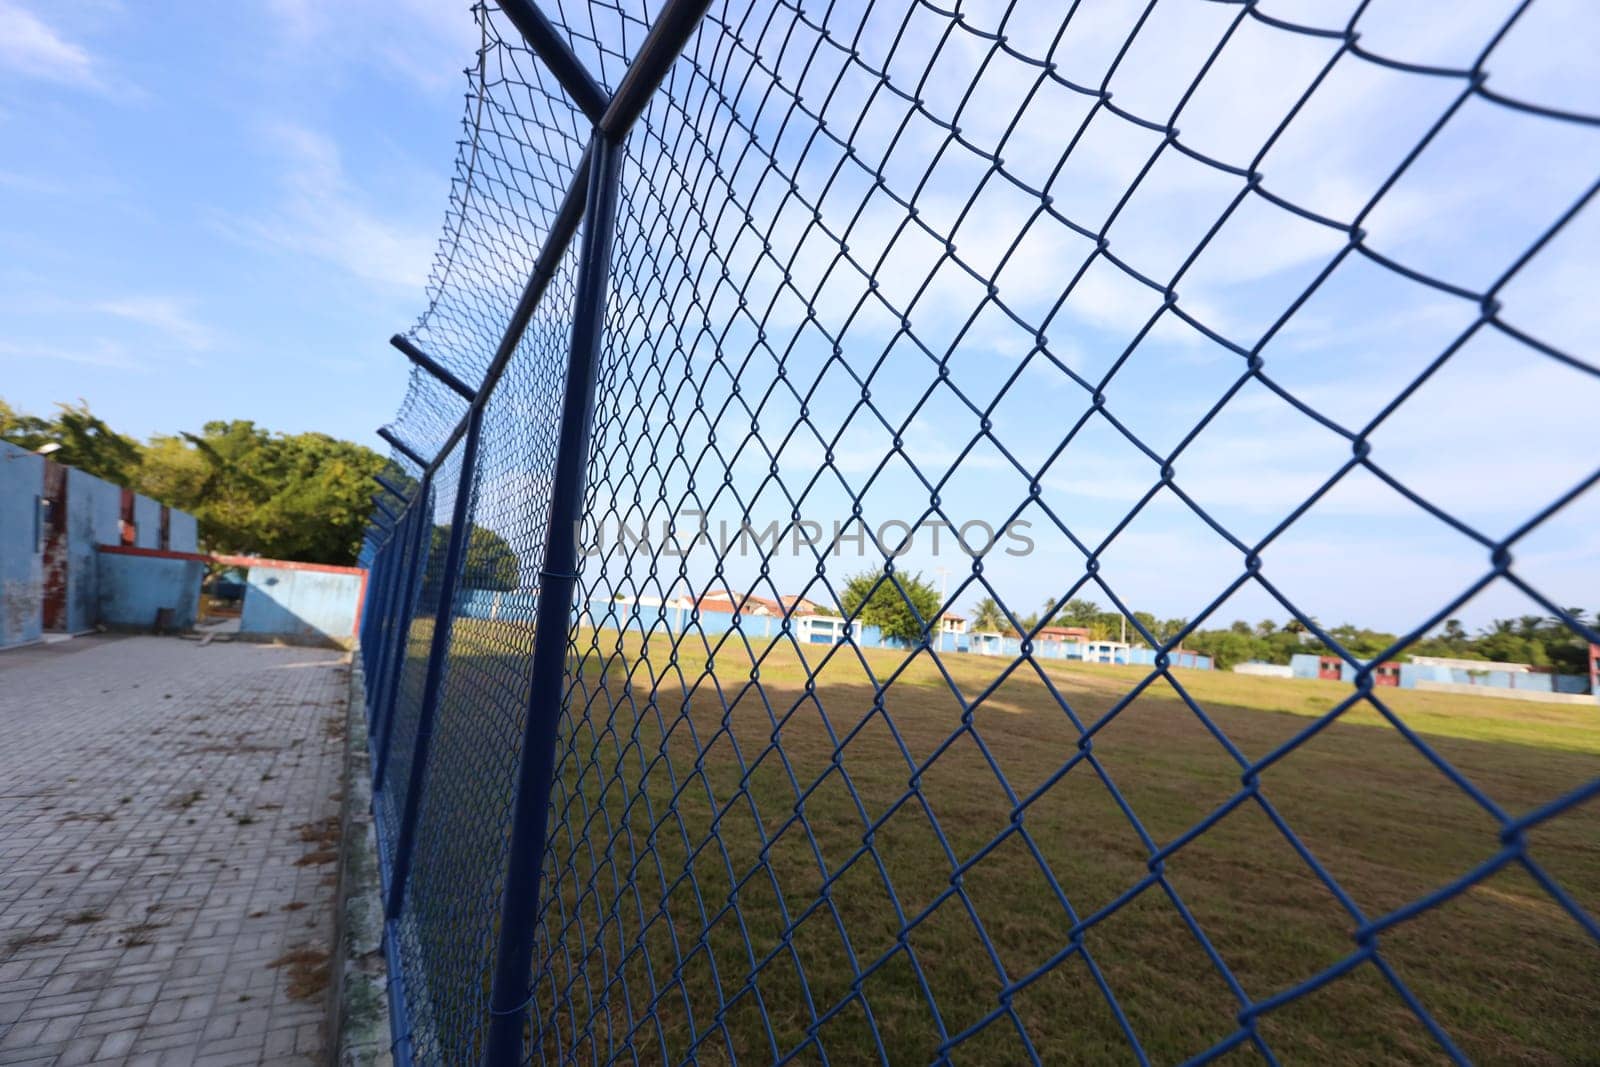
top-left (374, 474), bottom-right (434, 788)
top-left (370, 537), bottom-right (397, 651)
top-left (364, 522), bottom-right (402, 721)
top-left (366, 522), bottom-right (402, 654)
top-left (386, 405), bottom-right (484, 919)
top-left (484, 134), bottom-right (624, 1066)
top-left (359, 537), bottom-right (389, 676)
top-left (374, 522), bottom-right (411, 704)
top-left (372, 470), bottom-right (425, 726)
top-left (369, 505), bottom-right (416, 730)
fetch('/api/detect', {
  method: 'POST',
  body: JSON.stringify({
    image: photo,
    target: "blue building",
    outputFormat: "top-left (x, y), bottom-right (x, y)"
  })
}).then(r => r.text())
top-left (0, 441), bottom-right (199, 649)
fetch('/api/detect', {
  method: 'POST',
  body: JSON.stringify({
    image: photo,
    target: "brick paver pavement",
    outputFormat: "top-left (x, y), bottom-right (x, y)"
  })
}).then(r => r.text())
top-left (0, 636), bottom-right (349, 1065)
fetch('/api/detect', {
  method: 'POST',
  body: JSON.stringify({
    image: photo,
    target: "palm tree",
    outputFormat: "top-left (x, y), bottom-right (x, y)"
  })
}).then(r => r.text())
top-left (972, 597), bottom-right (1006, 633)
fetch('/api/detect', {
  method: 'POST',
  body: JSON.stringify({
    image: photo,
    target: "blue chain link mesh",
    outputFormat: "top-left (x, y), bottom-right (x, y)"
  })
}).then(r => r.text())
top-left (402, 241), bottom-right (585, 1061)
top-left (361, 1), bottom-right (1599, 1063)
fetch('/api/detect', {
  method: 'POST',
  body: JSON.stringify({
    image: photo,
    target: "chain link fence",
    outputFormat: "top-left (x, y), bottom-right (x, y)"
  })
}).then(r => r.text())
top-left (359, 1), bottom-right (1600, 1063)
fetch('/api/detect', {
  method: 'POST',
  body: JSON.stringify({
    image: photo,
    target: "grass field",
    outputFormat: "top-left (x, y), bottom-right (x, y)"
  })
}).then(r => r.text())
top-left (395, 622), bottom-right (1600, 1065)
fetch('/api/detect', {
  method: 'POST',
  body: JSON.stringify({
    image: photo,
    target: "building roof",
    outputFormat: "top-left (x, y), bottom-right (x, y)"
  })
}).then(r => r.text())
top-left (777, 595), bottom-right (821, 616)
top-left (1037, 626), bottom-right (1091, 640)
top-left (693, 589), bottom-right (821, 617)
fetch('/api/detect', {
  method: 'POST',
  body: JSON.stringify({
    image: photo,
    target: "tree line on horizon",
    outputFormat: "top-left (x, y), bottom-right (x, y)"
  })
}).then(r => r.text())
top-left (837, 571), bottom-right (1592, 675)
top-left (5, 399), bottom-right (1587, 670)
top-left (966, 594), bottom-right (1595, 674)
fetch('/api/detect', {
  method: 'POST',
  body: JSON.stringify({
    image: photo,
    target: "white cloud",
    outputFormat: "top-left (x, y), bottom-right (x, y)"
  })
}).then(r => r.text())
top-left (93, 297), bottom-right (213, 350)
top-left (261, 0), bottom-right (479, 93)
top-left (0, 1), bottom-right (101, 89)
top-left (223, 122), bottom-right (437, 291)
top-left (0, 338), bottom-right (141, 370)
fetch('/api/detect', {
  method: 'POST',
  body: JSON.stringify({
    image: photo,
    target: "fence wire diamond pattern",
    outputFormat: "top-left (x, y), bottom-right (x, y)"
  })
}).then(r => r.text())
top-left (360, 2), bottom-right (1600, 1064)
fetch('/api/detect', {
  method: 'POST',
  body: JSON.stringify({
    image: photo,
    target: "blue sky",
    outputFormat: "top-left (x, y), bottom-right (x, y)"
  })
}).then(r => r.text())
top-left (3, 0), bottom-right (1597, 638)
top-left (562, 0), bottom-right (1600, 637)
top-left (0, 0), bottom-right (476, 448)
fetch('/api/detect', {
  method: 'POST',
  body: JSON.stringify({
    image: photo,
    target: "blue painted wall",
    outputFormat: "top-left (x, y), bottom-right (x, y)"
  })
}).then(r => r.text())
top-left (1399, 662), bottom-right (1589, 694)
top-left (240, 565), bottom-right (364, 647)
top-left (2, 452), bottom-right (200, 642)
top-left (169, 510), bottom-right (198, 552)
top-left (132, 495), bottom-right (162, 549)
top-left (1289, 653), bottom-right (1323, 678)
top-left (97, 552), bottom-right (203, 630)
top-left (446, 590), bottom-right (1217, 670)
top-left (0, 440), bottom-right (44, 649)
top-left (65, 469), bottom-right (122, 633)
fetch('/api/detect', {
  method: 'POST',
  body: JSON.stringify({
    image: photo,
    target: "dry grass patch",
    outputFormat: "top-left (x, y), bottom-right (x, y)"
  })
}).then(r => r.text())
top-left (270, 944), bottom-right (331, 1000)
top-left (406, 624), bottom-right (1599, 1063)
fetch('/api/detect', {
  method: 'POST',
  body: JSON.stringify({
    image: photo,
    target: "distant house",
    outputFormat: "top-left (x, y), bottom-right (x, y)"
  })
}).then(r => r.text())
top-left (797, 614), bottom-right (862, 645)
top-left (777, 595), bottom-right (822, 617)
top-left (1289, 653), bottom-right (1399, 686)
top-left (693, 589), bottom-right (822, 618)
top-left (694, 588), bottom-right (777, 616)
top-left (1080, 640), bottom-right (1130, 664)
top-left (971, 631), bottom-right (1007, 656)
top-left (1036, 625), bottom-right (1090, 645)
top-left (939, 612), bottom-right (966, 635)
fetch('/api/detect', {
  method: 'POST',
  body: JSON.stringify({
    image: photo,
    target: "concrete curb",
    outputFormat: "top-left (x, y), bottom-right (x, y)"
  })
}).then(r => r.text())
top-left (331, 659), bottom-right (392, 1066)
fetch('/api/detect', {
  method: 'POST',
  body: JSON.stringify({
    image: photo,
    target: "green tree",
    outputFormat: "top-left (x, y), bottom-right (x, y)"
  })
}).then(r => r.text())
top-left (142, 421), bottom-right (386, 563)
top-left (971, 597), bottom-right (1006, 633)
top-left (430, 524), bottom-right (521, 590)
top-left (1157, 617), bottom-right (1189, 642)
top-left (0, 399), bottom-right (141, 484)
top-left (0, 398), bottom-right (52, 447)
top-left (1185, 629), bottom-right (1258, 670)
top-left (842, 569), bottom-right (942, 643)
top-left (3, 399), bottom-right (389, 566)
top-left (1057, 598), bottom-right (1102, 628)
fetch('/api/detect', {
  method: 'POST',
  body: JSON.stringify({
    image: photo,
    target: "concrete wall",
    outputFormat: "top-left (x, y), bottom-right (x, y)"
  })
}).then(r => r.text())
top-left (240, 565), bottom-right (364, 647)
top-left (2, 456), bottom-right (199, 642)
top-left (1235, 662), bottom-right (1295, 678)
top-left (97, 552), bottom-right (203, 631)
top-left (1399, 661), bottom-right (1590, 695)
top-left (132, 495), bottom-right (162, 549)
top-left (442, 592), bottom-right (1219, 669)
top-left (0, 440), bottom-right (44, 649)
top-left (169, 510), bottom-right (199, 552)
top-left (1290, 653), bottom-right (1323, 679)
top-left (65, 469), bottom-right (122, 633)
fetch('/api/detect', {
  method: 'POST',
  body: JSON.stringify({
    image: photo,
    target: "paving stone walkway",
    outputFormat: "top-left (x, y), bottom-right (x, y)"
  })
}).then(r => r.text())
top-left (0, 636), bottom-right (349, 1066)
